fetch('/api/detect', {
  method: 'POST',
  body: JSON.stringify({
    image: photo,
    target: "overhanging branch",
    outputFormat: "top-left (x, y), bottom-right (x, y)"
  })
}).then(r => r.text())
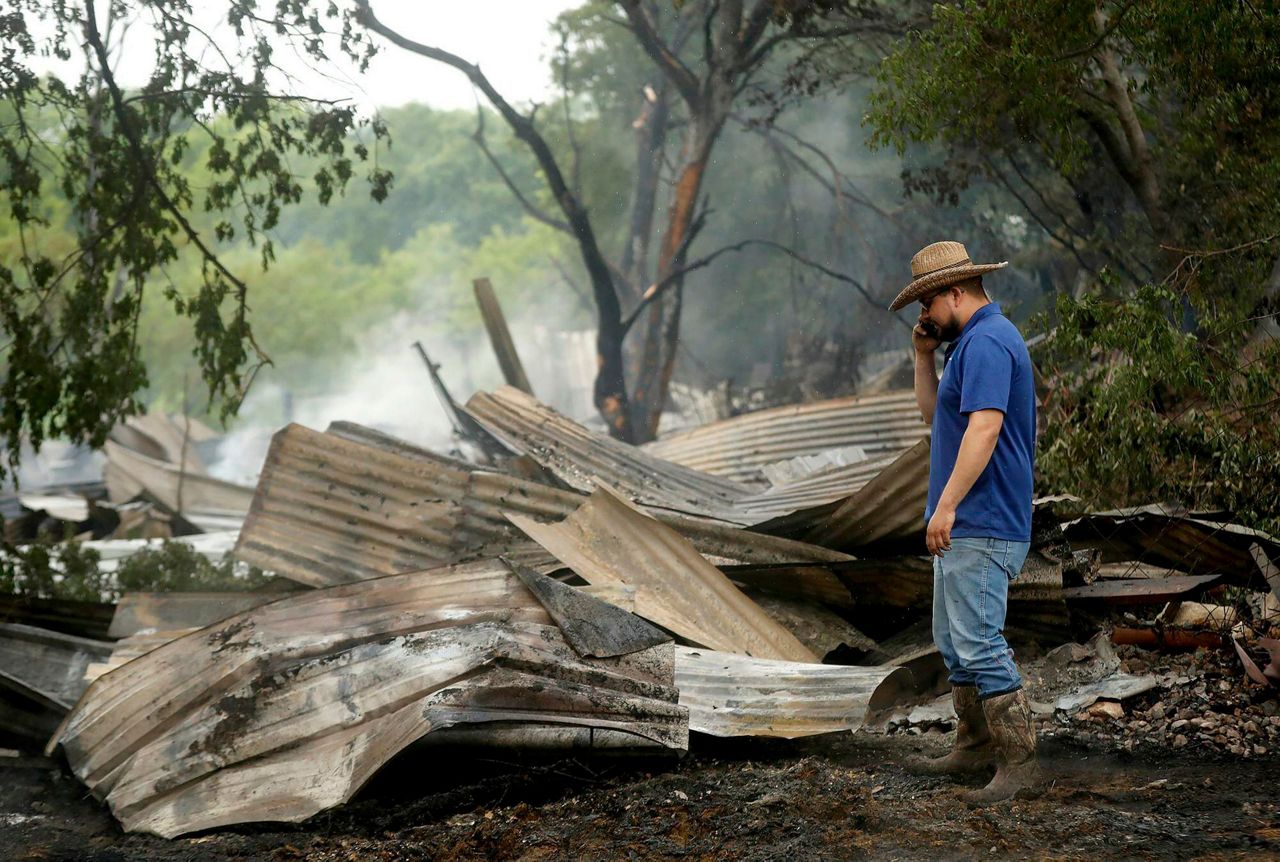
top-left (621, 237), bottom-right (903, 336)
top-left (471, 104), bottom-right (571, 234)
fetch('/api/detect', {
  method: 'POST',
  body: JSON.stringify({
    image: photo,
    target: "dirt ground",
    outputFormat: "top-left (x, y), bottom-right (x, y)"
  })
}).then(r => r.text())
top-left (2, 726), bottom-right (1277, 862)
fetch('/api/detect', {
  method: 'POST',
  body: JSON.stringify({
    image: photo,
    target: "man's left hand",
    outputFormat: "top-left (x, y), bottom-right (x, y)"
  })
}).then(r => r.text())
top-left (927, 505), bottom-right (955, 556)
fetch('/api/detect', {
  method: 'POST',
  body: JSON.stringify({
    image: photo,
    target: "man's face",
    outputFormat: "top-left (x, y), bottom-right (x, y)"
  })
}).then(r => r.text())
top-left (919, 287), bottom-right (963, 341)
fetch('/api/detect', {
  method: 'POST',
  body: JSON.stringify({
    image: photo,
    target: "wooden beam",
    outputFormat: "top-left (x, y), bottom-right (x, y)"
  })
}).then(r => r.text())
top-left (473, 277), bottom-right (534, 396)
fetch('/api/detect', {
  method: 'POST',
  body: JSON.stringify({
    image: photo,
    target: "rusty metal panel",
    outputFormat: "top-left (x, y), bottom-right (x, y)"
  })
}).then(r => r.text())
top-left (643, 390), bottom-right (929, 485)
top-left (104, 439), bottom-right (254, 515)
top-left (464, 386), bottom-right (751, 519)
top-left (50, 560), bottom-right (687, 838)
top-left (233, 423), bottom-right (576, 586)
top-left (674, 646), bottom-right (912, 738)
top-left (234, 423), bottom-right (847, 588)
top-left (506, 560), bottom-right (671, 658)
top-left (508, 484), bottom-right (816, 662)
top-left (0, 623), bottom-right (111, 711)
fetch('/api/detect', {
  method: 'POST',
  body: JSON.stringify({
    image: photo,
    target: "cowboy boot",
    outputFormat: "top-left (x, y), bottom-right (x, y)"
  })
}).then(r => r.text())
top-left (963, 689), bottom-right (1041, 805)
top-left (907, 685), bottom-right (996, 776)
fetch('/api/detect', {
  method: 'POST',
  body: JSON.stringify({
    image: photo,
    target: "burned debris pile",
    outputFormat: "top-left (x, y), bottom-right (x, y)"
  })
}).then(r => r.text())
top-left (3, 386), bottom-right (1278, 838)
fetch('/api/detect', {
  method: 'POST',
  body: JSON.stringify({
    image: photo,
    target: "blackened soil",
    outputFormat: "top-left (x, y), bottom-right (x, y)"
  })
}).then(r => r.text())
top-left (1, 733), bottom-right (1276, 862)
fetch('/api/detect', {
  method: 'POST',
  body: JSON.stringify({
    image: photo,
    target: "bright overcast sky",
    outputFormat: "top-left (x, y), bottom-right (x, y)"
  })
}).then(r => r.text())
top-left (36, 1), bottom-right (580, 112)
top-left (322, 1), bottom-right (580, 110)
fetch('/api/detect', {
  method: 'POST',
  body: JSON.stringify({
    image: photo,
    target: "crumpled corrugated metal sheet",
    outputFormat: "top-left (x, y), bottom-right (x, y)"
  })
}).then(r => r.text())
top-left (50, 560), bottom-right (687, 838)
top-left (465, 386), bottom-right (752, 520)
top-left (1062, 505), bottom-right (1280, 580)
top-left (728, 451), bottom-right (902, 522)
top-left (233, 422), bottom-right (580, 586)
top-left (0, 623), bottom-right (112, 742)
top-left (642, 390), bottom-right (929, 486)
top-left (234, 423), bottom-right (848, 588)
top-left (801, 438), bottom-right (931, 551)
top-left (509, 484), bottom-right (818, 663)
top-left (104, 438), bottom-right (254, 516)
top-left (674, 647), bottom-right (912, 738)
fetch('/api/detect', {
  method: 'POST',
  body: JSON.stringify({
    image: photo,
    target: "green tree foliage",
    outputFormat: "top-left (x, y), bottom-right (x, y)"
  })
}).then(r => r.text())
top-left (0, 539), bottom-right (107, 601)
top-left (865, 0), bottom-right (1280, 300)
top-left (114, 540), bottom-right (269, 594)
top-left (0, 537), bottom-right (268, 601)
top-left (1037, 281), bottom-right (1280, 534)
top-left (0, 1), bottom-right (389, 477)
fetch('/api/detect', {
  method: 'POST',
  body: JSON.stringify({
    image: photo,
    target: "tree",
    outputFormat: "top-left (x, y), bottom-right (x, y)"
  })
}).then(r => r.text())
top-left (863, 0), bottom-right (1280, 303)
top-left (352, 0), bottom-right (883, 442)
top-left (0, 1), bottom-right (390, 476)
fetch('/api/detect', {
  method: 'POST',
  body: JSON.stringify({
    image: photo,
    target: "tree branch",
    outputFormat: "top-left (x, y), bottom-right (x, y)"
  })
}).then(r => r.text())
top-left (470, 103), bottom-right (571, 234)
top-left (621, 238), bottom-right (903, 336)
top-left (83, 3), bottom-right (271, 369)
top-left (1090, 7), bottom-right (1165, 239)
top-left (1055, 0), bottom-right (1136, 61)
top-left (733, 115), bottom-right (902, 224)
top-left (619, 0), bottom-right (701, 108)
top-left (557, 32), bottom-right (585, 199)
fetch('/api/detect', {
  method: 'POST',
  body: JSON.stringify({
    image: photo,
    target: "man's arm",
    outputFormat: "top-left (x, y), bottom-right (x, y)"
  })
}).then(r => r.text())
top-left (913, 323), bottom-right (940, 424)
top-left (926, 409), bottom-right (1004, 555)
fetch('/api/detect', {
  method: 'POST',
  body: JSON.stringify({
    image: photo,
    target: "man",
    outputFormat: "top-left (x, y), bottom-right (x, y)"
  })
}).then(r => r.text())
top-left (889, 240), bottom-right (1038, 804)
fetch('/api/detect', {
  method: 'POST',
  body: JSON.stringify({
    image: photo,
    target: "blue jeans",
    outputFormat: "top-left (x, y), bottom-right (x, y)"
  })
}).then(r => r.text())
top-left (932, 537), bottom-right (1030, 699)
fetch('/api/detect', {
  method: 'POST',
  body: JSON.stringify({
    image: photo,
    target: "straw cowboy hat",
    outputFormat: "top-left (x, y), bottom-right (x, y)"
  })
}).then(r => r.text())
top-left (888, 241), bottom-right (1008, 311)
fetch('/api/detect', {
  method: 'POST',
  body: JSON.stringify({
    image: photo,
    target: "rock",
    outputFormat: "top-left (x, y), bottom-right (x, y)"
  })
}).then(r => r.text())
top-left (1148, 703), bottom-right (1166, 721)
top-left (1255, 745), bottom-right (1268, 755)
top-left (1085, 701), bottom-right (1125, 721)
top-left (1173, 734), bottom-right (1188, 748)
top-left (1171, 719), bottom-right (1190, 731)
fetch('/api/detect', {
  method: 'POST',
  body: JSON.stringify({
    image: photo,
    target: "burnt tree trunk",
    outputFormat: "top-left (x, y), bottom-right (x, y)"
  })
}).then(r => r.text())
top-left (356, 1), bottom-right (635, 440)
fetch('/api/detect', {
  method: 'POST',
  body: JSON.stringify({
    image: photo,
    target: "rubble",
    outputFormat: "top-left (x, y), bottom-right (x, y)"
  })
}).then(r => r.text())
top-left (49, 560), bottom-right (688, 837)
top-left (2, 384), bottom-right (1278, 842)
top-left (509, 483), bottom-right (816, 661)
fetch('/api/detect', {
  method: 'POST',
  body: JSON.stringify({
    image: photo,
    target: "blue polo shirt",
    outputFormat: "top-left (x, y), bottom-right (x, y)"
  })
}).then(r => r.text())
top-left (925, 302), bottom-right (1036, 541)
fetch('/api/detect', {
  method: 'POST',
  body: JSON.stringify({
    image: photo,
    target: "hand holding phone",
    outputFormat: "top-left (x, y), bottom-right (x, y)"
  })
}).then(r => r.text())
top-left (913, 317), bottom-right (941, 353)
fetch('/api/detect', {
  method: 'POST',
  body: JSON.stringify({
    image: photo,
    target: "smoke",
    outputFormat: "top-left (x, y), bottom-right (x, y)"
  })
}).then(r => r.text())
top-left (207, 305), bottom-right (599, 485)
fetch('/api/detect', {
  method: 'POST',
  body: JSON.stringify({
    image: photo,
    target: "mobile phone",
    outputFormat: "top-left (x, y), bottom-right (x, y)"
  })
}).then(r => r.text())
top-left (919, 320), bottom-right (940, 339)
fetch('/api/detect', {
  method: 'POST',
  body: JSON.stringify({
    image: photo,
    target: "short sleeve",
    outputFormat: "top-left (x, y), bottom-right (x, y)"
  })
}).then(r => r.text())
top-left (959, 334), bottom-right (1013, 414)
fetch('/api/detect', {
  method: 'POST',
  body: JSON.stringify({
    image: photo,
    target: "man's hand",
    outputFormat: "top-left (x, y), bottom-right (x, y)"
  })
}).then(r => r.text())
top-left (913, 312), bottom-right (940, 354)
top-left (926, 504), bottom-right (955, 556)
